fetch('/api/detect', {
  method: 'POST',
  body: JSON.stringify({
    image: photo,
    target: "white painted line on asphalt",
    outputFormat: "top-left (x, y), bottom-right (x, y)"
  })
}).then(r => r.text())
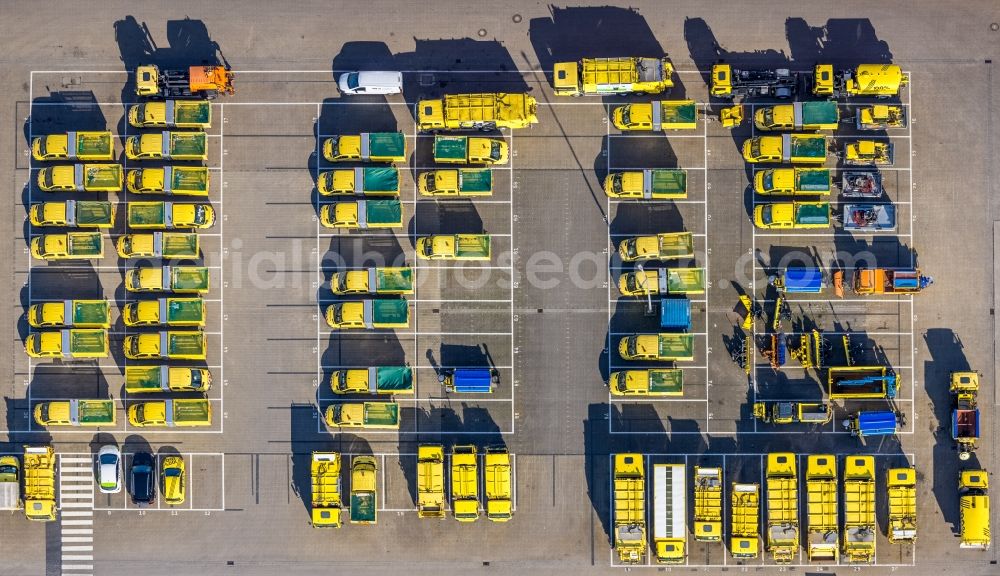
top-left (61, 555), bottom-right (93, 561)
top-left (61, 537), bottom-right (94, 543)
top-left (61, 502), bottom-right (95, 508)
top-left (61, 529), bottom-right (93, 535)
top-left (60, 512), bottom-right (94, 518)
top-left (60, 519), bottom-right (94, 525)
top-left (60, 564), bottom-right (94, 571)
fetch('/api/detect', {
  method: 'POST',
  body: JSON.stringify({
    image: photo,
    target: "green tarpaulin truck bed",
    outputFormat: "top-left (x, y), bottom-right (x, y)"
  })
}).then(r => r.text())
top-left (70, 301), bottom-right (110, 325)
top-left (171, 399), bottom-right (210, 422)
top-left (168, 166), bottom-right (209, 191)
top-left (76, 400), bottom-right (115, 423)
top-left (365, 133), bottom-right (405, 158)
top-left (433, 136), bottom-right (469, 161)
top-left (69, 233), bottom-right (103, 254)
top-left (77, 133), bottom-right (112, 156)
top-left (167, 133), bottom-right (207, 156)
top-left (650, 170), bottom-right (687, 195)
top-left (658, 334), bottom-right (696, 359)
top-left (364, 402), bottom-right (400, 426)
top-left (68, 329), bottom-right (107, 354)
top-left (172, 101), bottom-right (211, 125)
top-left (361, 200), bottom-right (402, 226)
top-left (370, 300), bottom-right (409, 324)
top-left (787, 135), bottom-right (827, 158)
top-left (170, 267), bottom-right (210, 291)
top-left (166, 299), bottom-right (204, 323)
top-left (83, 165), bottom-right (122, 188)
top-left (797, 169), bottom-right (832, 191)
top-left (460, 169), bottom-right (493, 192)
top-left (351, 493), bottom-right (376, 522)
top-left (360, 167), bottom-right (399, 192)
top-left (666, 268), bottom-right (707, 293)
top-left (649, 370), bottom-right (684, 394)
top-left (456, 235), bottom-right (491, 258)
top-left (129, 203), bottom-right (166, 225)
top-left (374, 268), bottom-right (412, 292)
top-left (796, 204), bottom-right (831, 225)
top-left (75, 201), bottom-right (114, 225)
top-left (166, 333), bottom-right (206, 355)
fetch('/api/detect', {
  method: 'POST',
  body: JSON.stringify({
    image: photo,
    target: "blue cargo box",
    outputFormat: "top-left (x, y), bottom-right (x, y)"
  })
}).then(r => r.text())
top-left (447, 368), bottom-right (496, 393)
top-left (783, 267), bottom-right (823, 293)
top-left (659, 299), bottom-right (691, 330)
top-left (853, 410), bottom-right (897, 436)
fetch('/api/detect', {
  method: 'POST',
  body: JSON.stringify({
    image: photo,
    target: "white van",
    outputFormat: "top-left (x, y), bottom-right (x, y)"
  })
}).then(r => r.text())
top-left (338, 71), bottom-right (403, 95)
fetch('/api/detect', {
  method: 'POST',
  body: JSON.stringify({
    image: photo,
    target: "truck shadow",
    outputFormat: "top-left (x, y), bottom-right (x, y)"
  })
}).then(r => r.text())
top-left (583, 403), bottom-right (614, 548)
top-left (785, 18), bottom-right (893, 66)
top-left (409, 201), bottom-right (485, 237)
top-left (24, 91), bottom-right (108, 153)
top-left (30, 365), bottom-right (110, 401)
top-left (319, 332), bottom-right (407, 392)
top-left (288, 402), bottom-right (344, 519)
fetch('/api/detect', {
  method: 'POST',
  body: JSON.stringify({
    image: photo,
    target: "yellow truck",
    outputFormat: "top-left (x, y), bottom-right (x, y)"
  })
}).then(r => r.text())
top-left (126, 266), bottom-right (210, 293)
top-left (843, 140), bottom-right (894, 166)
top-left (855, 104), bottom-right (906, 130)
top-left (125, 365), bottom-right (212, 393)
top-left (319, 199), bottom-right (402, 229)
top-left (126, 202), bottom-right (216, 229)
top-left (886, 467), bottom-right (917, 543)
top-left (317, 167), bottom-right (400, 196)
top-left (451, 445), bottom-right (480, 522)
top-left (617, 232), bottom-right (694, 263)
top-left (754, 101), bottom-right (840, 131)
top-left (29, 200), bottom-right (115, 228)
top-left (416, 445), bottom-right (445, 519)
top-left (324, 402), bottom-right (400, 429)
top-left (322, 132), bottom-right (406, 162)
top-left (959, 469), bottom-right (991, 550)
top-left (766, 452), bottom-right (799, 564)
top-left (418, 169), bottom-right (493, 196)
top-left (805, 455), bottom-right (839, 562)
top-left (27, 300), bottom-right (110, 328)
top-left (33, 399), bottom-right (115, 427)
top-left (484, 447), bottom-right (513, 522)
top-left (812, 64), bottom-right (907, 98)
top-left (742, 134), bottom-right (828, 164)
top-left (123, 331), bottom-right (207, 360)
top-left (134, 64), bottom-right (234, 99)
top-left (311, 452), bottom-right (343, 527)
top-left (350, 456), bottom-right (378, 525)
top-left (612, 100), bottom-right (698, 131)
top-left (618, 334), bottom-right (695, 362)
top-left (122, 297), bottom-right (206, 327)
top-left (0, 455), bottom-right (21, 512)
top-left (604, 169), bottom-right (687, 199)
top-left (416, 234), bottom-right (491, 261)
top-left (693, 467), bottom-right (723, 542)
top-left (37, 164), bottom-right (123, 192)
top-left (753, 401), bottom-right (832, 425)
top-left (128, 399), bottom-right (212, 427)
top-left (32, 131), bottom-right (114, 161)
top-left (25, 329), bottom-right (108, 359)
top-left (325, 299), bottom-right (409, 330)
top-left (730, 483), bottom-right (760, 558)
top-left (23, 446), bottom-right (56, 521)
top-left (432, 135), bottom-right (508, 165)
top-left (842, 455), bottom-right (876, 564)
top-left (652, 463), bottom-right (685, 564)
top-left (125, 131), bottom-right (208, 161)
top-left (116, 232), bottom-right (199, 259)
top-left (609, 369), bottom-right (683, 396)
top-left (126, 166), bottom-right (210, 196)
top-left (753, 202), bottom-right (831, 229)
top-left (330, 366), bottom-right (413, 394)
top-left (332, 267), bottom-right (413, 295)
top-left (614, 454), bottom-right (647, 563)
top-left (31, 231), bottom-right (103, 260)
top-left (618, 267), bottom-right (705, 296)
top-left (753, 168), bottom-right (832, 196)
top-left (417, 93), bottom-right (537, 131)
top-left (553, 57), bottom-right (673, 96)
top-left (128, 100), bottom-right (212, 128)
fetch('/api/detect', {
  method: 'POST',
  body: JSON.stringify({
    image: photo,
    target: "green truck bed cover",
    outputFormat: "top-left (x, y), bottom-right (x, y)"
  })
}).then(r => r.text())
top-left (457, 235), bottom-right (491, 257)
top-left (82, 165), bottom-right (122, 188)
top-left (171, 100), bottom-right (211, 125)
top-left (374, 268), bottom-right (412, 292)
top-left (658, 334), bottom-right (696, 359)
top-left (129, 203), bottom-right (166, 225)
top-left (76, 132), bottom-right (112, 156)
top-left (372, 367), bottom-right (414, 392)
top-left (169, 399), bottom-right (210, 423)
top-left (351, 492), bottom-right (376, 522)
top-left (365, 402), bottom-right (400, 425)
top-left (433, 136), bottom-right (468, 161)
top-left (360, 167), bottom-right (399, 193)
top-left (169, 267), bottom-right (210, 290)
top-left (161, 233), bottom-right (199, 256)
top-left (650, 169), bottom-right (687, 195)
top-left (659, 233), bottom-right (695, 258)
top-left (166, 166), bottom-right (209, 192)
top-left (798, 101), bottom-right (839, 125)
top-left (165, 332), bottom-right (205, 355)
top-left (75, 400), bottom-right (116, 423)
top-left (165, 132), bottom-right (207, 156)
top-left (664, 268), bottom-right (707, 293)
top-left (786, 134), bottom-right (826, 158)
top-left (165, 299), bottom-right (204, 323)
top-left (796, 169), bottom-right (832, 192)
top-left (369, 299), bottom-right (409, 324)
top-left (365, 132), bottom-right (405, 159)
top-left (658, 101), bottom-right (697, 126)
top-left (66, 329), bottom-right (106, 353)
top-left (125, 366), bottom-right (167, 391)
top-left (360, 200), bottom-right (402, 226)
top-left (70, 301), bottom-right (109, 325)
top-left (74, 201), bottom-right (114, 225)
top-left (796, 204), bottom-right (831, 225)
top-left (649, 369), bottom-right (684, 394)
top-left (69, 232), bottom-right (103, 254)
top-left (460, 169), bottom-right (492, 192)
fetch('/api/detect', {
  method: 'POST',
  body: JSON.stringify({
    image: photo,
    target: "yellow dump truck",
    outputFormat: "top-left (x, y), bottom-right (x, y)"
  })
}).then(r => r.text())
top-left (842, 455), bottom-right (876, 564)
top-left (609, 369), bottom-right (683, 396)
top-left (324, 402), bottom-right (400, 429)
top-left (416, 445), bottom-right (445, 519)
top-left (618, 267), bottom-right (706, 296)
top-left (116, 232), bottom-right (199, 259)
top-left (31, 231), bottom-right (103, 260)
top-left (322, 132), bottom-right (406, 162)
top-left (431, 135), bottom-right (508, 165)
top-left (754, 101), bottom-right (840, 131)
top-left (959, 469), bottom-right (991, 550)
top-left (325, 299), bottom-right (409, 330)
top-left (418, 169), bottom-right (493, 196)
top-left (29, 200), bottom-right (115, 228)
top-left (310, 452), bottom-right (342, 527)
top-left (766, 452), bottom-right (799, 564)
top-left (23, 446), bottom-right (56, 521)
top-left (614, 453), bottom-right (647, 563)
top-left (27, 300), bottom-right (110, 328)
top-left (553, 57), bottom-right (673, 96)
top-left (125, 131), bottom-right (208, 161)
top-left (693, 467), bottom-right (723, 542)
top-left (125, 266), bottom-right (210, 293)
top-left (122, 297), bottom-right (206, 327)
top-left (742, 134), bottom-right (828, 164)
top-left (319, 199), bottom-right (402, 229)
top-left (128, 100), bottom-right (212, 129)
top-left (805, 455), bottom-right (839, 562)
top-left (753, 202), bottom-right (831, 230)
top-left (128, 399), bottom-right (212, 427)
top-left (886, 467), bottom-right (917, 543)
top-left (652, 463), bottom-right (686, 564)
top-left (417, 93), bottom-right (537, 131)
top-left (416, 234), bottom-right (491, 261)
top-left (37, 164), bottom-right (123, 192)
top-left (25, 329), bottom-right (109, 359)
top-left (753, 168), bottom-right (832, 196)
top-left (33, 399), bottom-right (116, 427)
top-left (350, 456), bottom-right (378, 525)
top-left (329, 366), bottom-right (413, 395)
top-left (451, 445), bottom-right (480, 522)
top-left (612, 100), bottom-right (698, 131)
top-left (617, 232), bottom-right (695, 263)
top-left (123, 331), bottom-right (207, 360)
top-left (317, 167), bottom-right (400, 196)
top-left (485, 447), bottom-right (513, 522)
top-left (32, 131), bottom-right (114, 161)
top-left (126, 166), bottom-right (210, 196)
top-left (126, 202), bottom-right (216, 229)
top-left (604, 169), bottom-right (687, 199)
top-left (331, 267), bottom-right (413, 295)
top-left (730, 483), bottom-right (760, 558)
top-left (124, 365), bottom-right (211, 393)
top-left (618, 334), bottom-right (695, 362)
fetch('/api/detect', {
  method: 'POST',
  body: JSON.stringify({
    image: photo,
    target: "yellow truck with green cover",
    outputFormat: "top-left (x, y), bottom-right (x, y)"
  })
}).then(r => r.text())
top-left (126, 166), bottom-right (210, 196)
top-left (28, 299), bottom-right (110, 328)
top-left (128, 100), bottom-right (212, 129)
top-left (451, 445), bottom-right (480, 522)
top-left (609, 369), bottom-right (683, 396)
top-left (418, 169), bottom-right (492, 196)
top-left (618, 267), bottom-right (705, 296)
top-left (754, 168), bottom-right (832, 196)
top-left (31, 231), bottom-right (103, 260)
top-left (317, 167), bottom-right (400, 196)
top-left (32, 131), bottom-right (114, 161)
top-left (617, 232), bottom-right (694, 262)
top-left (325, 299), bottom-right (409, 330)
top-left (618, 334), bottom-right (695, 362)
top-left (126, 266), bottom-right (210, 293)
top-left (485, 447), bottom-right (513, 522)
top-left (116, 232), bottom-right (199, 259)
top-left (325, 402), bottom-right (400, 429)
top-left (33, 399), bottom-right (115, 427)
top-left (37, 164), bottom-right (123, 192)
top-left (431, 135), bottom-right (508, 165)
top-left (331, 267), bottom-right (413, 295)
top-left (125, 365), bottom-right (211, 393)
top-left (693, 467), bottom-right (723, 542)
top-left (754, 101), bottom-right (840, 131)
top-left (323, 132), bottom-right (405, 162)
top-left (612, 100), bottom-right (698, 131)
top-left (614, 453), bottom-right (647, 563)
top-left (842, 455), bottom-right (876, 564)
top-left (128, 399), bottom-right (212, 427)
top-left (125, 131), bottom-right (208, 161)
top-left (753, 202), bottom-right (831, 229)
top-left (29, 200), bottom-right (115, 228)
top-left (416, 234), bottom-right (491, 261)
top-left (766, 452), bottom-right (799, 564)
top-left (417, 445), bottom-right (445, 519)
top-left (311, 452), bottom-right (342, 527)
top-left (350, 456), bottom-right (378, 525)
top-left (23, 446), bottom-right (56, 522)
top-left (123, 297), bottom-right (206, 327)
top-left (805, 454), bottom-right (839, 562)
top-left (126, 202), bottom-right (215, 229)
top-left (319, 199), bottom-right (402, 229)
top-left (604, 169), bottom-right (687, 199)
top-left (417, 93), bottom-right (538, 131)
top-left (554, 57), bottom-right (673, 96)
top-left (123, 331), bottom-right (207, 360)
top-left (742, 134), bottom-right (828, 164)
top-left (25, 329), bottom-right (108, 359)
top-left (330, 366), bottom-right (413, 394)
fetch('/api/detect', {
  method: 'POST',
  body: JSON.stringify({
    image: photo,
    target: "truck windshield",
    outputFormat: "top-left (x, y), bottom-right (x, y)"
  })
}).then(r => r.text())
top-left (625, 337), bottom-right (638, 357)
top-left (346, 73), bottom-right (360, 89)
top-left (421, 241), bottom-right (434, 258)
top-left (0, 465), bottom-right (16, 475)
top-left (623, 239), bottom-right (637, 258)
top-left (422, 174), bottom-right (437, 192)
top-left (611, 174), bottom-right (624, 194)
top-left (194, 205), bottom-right (208, 224)
top-left (134, 104), bottom-right (146, 120)
top-left (333, 307), bottom-right (344, 324)
top-left (760, 109), bottom-right (774, 126)
top-left (128, 338), bottom-right (141, 356)
top-left (37, 139), bottom-right (48, 155)
top-left (761, 172), bottom-right (773, 191)
top-left (41, 170), bottom-right (55, 189)
top-left (38, 405), bottom-right (51, 421)
top-left (750, 141), bottom-right (761, 157)
top-left (133, 405), bottom-right (146, 422)
top-left (190, 370), bottom-right (202, 388)
top-left (620, 107), bottom-right (632, 126)
top-left (760, 205), bottom-right (773, 225)
top-left (337, 372), bottom-right (348, 389)
top-left (489, 141), bottom-right (503, 161)
top-left (624, 274), bottom-right (640, 292)
top-left (121, 238), bottom-right (132, 254)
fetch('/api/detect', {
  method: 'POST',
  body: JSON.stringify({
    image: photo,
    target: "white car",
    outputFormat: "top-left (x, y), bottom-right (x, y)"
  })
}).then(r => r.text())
top-left (338, 71), bottom-right (403, 95)
top-left (96, 445), bottom-right (122, 494)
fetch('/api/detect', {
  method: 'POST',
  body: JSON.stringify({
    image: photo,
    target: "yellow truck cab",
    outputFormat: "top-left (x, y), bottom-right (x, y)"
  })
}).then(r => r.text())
top-left (959, 469), bottom-right (991, 550)
top-left (812, 64), bottom-right (907, 98)
top-left (416, 234), bottom-right (491, 261)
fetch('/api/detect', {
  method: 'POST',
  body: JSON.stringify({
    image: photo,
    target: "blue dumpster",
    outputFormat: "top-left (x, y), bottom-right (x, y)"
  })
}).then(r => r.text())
top-left (782, 268), bottom-right (823, 293)
top-left (659, 299), bottom-right (692, 330)
top-left (849, 410), bottom-right (897, 437)
top-left (442, 368), bottom-right (496, 393)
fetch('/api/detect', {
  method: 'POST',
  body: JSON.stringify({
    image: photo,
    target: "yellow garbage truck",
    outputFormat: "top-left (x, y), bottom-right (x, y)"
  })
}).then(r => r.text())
top-left (553, 57), bottom-right (673, 96)
top-left (485, 447), bottom-right (513, 522)
top-left (766, 452), bottom-right (799, 564)
top-left (693, 467), bottom-right (723, 542)
top-left (886, 467), bottom-right (917, 543)
top-left (652, 463), bottom-right (686, 564)
top-left (614, 453), bottom-right (647, 563)
top-left (959, 469), bottom-right (991, 550)
top-left (805, 455), bottom-right (839, 562)
top-left (23, 446), bottom-right (56, 521)
top-left (416, 445), bottom-right (445, 519)
top-left (451, 445), bottom-right (480, 522)
top-left (310, 452), bottom-right (342, 527)
top-left (730, 483), bottom-right (760, 558)
top-left (842, 455), bottom-right (876, 564)
top-left (417, 93), bottom-right (537, 131)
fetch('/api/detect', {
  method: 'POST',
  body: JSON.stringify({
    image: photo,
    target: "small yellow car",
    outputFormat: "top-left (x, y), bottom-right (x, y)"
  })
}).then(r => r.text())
top-left (161, 455), bottom-right (186, 505)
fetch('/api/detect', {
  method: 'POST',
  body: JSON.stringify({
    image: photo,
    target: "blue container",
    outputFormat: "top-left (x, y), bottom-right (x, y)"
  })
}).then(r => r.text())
top-left (659, 299), bottom-right (692, 330)
top-left (783, 268), bottom-right (823, 293)
top-left (448, 368), bottom-right (495, 393)
top-left (853, 410), bottom-right (897, 437)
